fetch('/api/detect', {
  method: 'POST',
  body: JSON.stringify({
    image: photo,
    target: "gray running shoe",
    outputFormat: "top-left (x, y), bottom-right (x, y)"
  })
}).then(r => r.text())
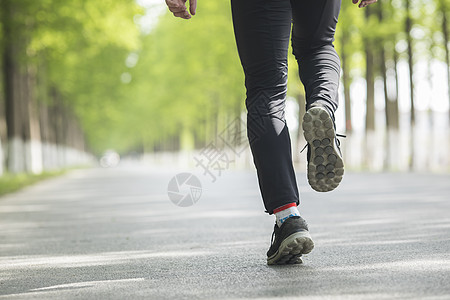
top-left (267, 216), bottom-right (314, 265)
top-left (302, 105), bottom-right (344, 192)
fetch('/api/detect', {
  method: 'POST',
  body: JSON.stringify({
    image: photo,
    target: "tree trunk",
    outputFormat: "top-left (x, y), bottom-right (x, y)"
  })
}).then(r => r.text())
top-left (381, 48), bottom-right (391, 127)
top-left (376, 2), bottom-right (391, 170)
top-left (24, 63), bottom-right (43, 174)
top-left (405, 0), bottom-right (415, 170)
top-left (365, 49), bottom-right (375, 132)
top-left (2, 0), bottom-right (25, 173)
top-left (439, 0), bottom-right (450, 121)
top-left (392, 42), bottom-right (400, 130)
top-left (0, 48), bottom-right (6, 174)
top-left (296, 94), bottom-right (306, 140)
top-left (364, 7), bottom-right (376, 169)
top-left (341, 30), bottom-right (352, 134)
top-left (365, 7), bottom-right (375, 133)
top-left (51, 87), bottom-right (66, 167)
top-left (296, 93), bottom-right (306, 165)
top-left (376, 3), bottom-right (391, 130)
top-left (39, 101), bottom-right (52, 170)
top-left (405, 0), bottom-right (415, 126)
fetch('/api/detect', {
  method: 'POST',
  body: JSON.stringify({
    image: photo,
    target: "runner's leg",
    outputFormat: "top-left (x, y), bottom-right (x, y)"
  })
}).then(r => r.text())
top-left (231, 0), bottom-right (299, 214)
top-left (291, 0), bottom-right (341, 119)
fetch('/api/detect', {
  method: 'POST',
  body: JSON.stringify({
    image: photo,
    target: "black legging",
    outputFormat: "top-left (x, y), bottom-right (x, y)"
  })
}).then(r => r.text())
top-left (231, 0), bottom-right (341, 213)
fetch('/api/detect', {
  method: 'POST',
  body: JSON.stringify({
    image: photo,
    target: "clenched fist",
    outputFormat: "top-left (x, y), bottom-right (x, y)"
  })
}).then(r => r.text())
top-left (352, 0), bottom-right (377, 8)
top-left (165, 0), bottom-right (197, 19)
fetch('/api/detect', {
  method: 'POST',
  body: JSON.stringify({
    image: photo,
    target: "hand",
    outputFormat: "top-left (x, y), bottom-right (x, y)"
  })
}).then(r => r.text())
top-left (165, 0), bottom-right (197, 19)
top-left (352, 0), bottom-right (377, 8)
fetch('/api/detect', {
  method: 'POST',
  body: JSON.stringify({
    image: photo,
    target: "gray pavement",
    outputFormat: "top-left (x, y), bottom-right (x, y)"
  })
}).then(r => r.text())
top-left (0, 165), bottom-right (449, 299)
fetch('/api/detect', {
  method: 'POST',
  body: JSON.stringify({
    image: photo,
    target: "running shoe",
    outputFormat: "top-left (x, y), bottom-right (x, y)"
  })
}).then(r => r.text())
top-left (267, 216), bottom-right (314, 265)
top-left (302, 105), bottom-right (344, 192)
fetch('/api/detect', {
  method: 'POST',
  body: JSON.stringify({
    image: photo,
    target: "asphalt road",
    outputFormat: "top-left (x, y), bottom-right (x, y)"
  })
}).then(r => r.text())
top-left (0, 164), bottom-right (449, 299)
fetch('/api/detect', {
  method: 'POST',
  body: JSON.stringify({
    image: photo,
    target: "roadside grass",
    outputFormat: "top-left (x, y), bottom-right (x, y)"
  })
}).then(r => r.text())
top-left (0, 170), bottom-right (67, 197)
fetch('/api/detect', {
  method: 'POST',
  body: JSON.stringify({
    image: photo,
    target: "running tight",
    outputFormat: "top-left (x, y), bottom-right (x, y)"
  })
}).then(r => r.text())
top-left (231, 0), bottom-right (341, 213)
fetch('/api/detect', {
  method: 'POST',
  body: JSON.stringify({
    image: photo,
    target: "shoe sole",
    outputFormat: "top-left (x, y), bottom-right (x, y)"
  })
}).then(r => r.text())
top-left (267, 231), bottom-right (314, 265)
top-left (302, 107), bottom-right (344, 192)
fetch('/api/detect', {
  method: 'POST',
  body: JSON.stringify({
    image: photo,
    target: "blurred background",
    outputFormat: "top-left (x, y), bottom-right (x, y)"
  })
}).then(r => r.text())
top-left (0, 0), bottom-right (449, 179)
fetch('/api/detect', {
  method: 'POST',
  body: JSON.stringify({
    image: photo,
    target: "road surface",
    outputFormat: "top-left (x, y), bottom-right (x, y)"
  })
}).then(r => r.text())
top-left (1, 165), bottom-right (449, 299)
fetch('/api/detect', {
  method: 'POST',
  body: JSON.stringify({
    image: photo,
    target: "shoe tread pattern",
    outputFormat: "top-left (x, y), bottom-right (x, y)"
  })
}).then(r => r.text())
top-left (302, 107), bottom-right (344, 192)
top-left (267, 232), bottom-right (314, 265)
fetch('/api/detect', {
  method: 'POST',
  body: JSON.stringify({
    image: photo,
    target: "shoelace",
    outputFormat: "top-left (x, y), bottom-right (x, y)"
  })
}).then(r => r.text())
top-left (300, 134), bottom-right (346, 153)
top-left (336, 133), bottom-right (346, 147)
top-left (270, 223), bottom-right (280, 246)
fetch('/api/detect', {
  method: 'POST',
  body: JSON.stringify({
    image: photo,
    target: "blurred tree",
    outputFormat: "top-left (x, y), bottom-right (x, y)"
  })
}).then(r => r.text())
top-left (286, 48), bottom-right (306, 161)
top-left (1, 0), bottom-right (449, 173)
top-left (336, 0), bottom-right (364, 134)
top-left (1, 0), bottom-right (41, 173)
top-left (364, 6), bottom-right (376, 134)
top-left (405, 0), bottom-right (416, 126)
top-left (0, 0), bottom-right (142, 174)
top-left (120, 1), bottom-right (244, 153)
top-left (438, 0), bottom-right (450, 120)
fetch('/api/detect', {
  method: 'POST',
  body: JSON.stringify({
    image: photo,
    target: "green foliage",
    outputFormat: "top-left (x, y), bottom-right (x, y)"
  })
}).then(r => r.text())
top-left (1, 0), bottom-right (449, 155)
top-left (2, 0), bottom-right (144, 153)
top-left (110, 1), bottom-right (245, 152)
